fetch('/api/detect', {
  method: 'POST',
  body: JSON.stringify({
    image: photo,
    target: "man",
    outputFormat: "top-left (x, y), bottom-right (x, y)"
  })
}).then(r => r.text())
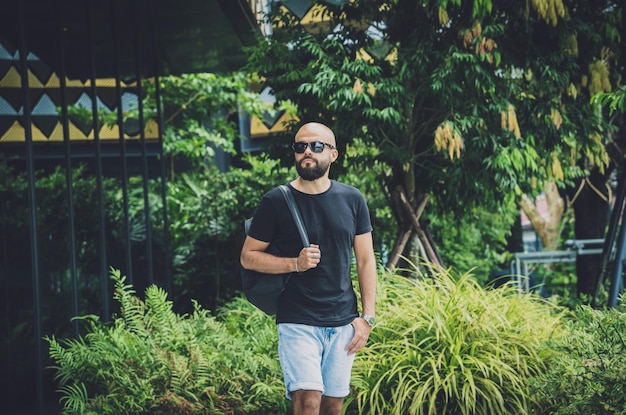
top-left (240, 122), bottom-right (377, 415)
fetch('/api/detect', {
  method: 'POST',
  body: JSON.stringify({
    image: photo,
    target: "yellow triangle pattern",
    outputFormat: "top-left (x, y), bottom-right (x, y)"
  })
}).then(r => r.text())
top-left (46, 122), bottom-right (65, 141)
top-left (98, 124), bottom-right (120, 139)
top-left (28, 70), bottom-right (45, 88)
top-left (0, 120), bottom-right (24, 142)
top-left (251, 112), bottom-right (298, 138)
top-left (144, 119), bottom-right (159, 138)
top-left (69, 122), bottom-right (89, 139)
top-left (0, 58), bottom-right (161, 143)
top-left (0, 119), bottom-right (162, 142)
top-left (44, 73), bottom-right (60, 88)
top-left (301, 4), bottom-right (332, 35)
top-left (0, 67), bottom-right (21, 88)
top-left (31, 124), bottom-right (50, 141)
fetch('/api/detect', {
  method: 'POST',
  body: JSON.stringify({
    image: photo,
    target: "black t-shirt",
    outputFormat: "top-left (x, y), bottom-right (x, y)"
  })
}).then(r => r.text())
top-left (248, 181), bottom-right (373, 327)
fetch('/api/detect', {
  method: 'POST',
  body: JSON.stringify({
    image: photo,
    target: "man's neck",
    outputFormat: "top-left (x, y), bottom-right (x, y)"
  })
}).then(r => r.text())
top-left (291, 176), bottom-right (331, 194)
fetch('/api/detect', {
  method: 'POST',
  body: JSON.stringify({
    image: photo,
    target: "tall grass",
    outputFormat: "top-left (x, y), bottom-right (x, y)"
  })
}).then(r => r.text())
top-left (347, 266), bottom-right (569, 415)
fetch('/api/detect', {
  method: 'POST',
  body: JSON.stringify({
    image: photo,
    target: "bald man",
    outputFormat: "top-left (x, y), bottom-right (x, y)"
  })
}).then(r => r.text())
top-left (240, 122), bottom-right (377, 415)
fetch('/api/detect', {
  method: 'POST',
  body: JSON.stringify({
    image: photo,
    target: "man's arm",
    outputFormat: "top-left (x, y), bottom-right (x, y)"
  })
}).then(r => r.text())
top-left (354, 231), bottom-right (377, 316)
top-left (346, 231), bottom-right (377, 355)
top-left (240, 235), bottom-right (320, 274)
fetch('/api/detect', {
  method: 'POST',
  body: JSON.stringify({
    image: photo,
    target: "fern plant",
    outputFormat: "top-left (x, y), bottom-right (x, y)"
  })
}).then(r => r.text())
top-left (346, 266), bottom-right (568, 415)
top-left (46, 268), bottom-right (286, 415)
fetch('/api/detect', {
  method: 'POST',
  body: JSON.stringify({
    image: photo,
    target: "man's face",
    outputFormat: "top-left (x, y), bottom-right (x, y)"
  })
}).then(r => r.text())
top-left (293, 123), bottom-right (338, 181)
top-left (296, 149), bottom-right (331, 181)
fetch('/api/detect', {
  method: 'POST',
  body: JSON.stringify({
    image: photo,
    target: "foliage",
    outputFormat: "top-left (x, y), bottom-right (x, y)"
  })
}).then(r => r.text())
top-left (1, 164), bottom-right (119, 273)
top-left (154, 72), bottom-right (295, 176)
top-left (47, 267), bottom-right (626, 415)
top-left (592, 85), bottom-right (626, 116)
top-left (166, 154), bottom-right (295, 311)
top-left (0, 162), bottom-right (28, 226)
top-left (246, 0), bottom-right (622, 272)
top-left (346, 265), bottom-right (568, 415)
top-left (147, 71), bottom-right (304, 310)
top-left (246, 0), bottom-right (611, 200)
top-left (90, 70), bottom-right (301, 310)
top-left (337, 137), bottom-right (397, 253)
top-left (427, 198), bottom-right (519, 283)
top-left (529, 301), bottom-right (626, 414)
top-left (46, 268), bottom-right (287, 415)
top-left (0, 162), bottom-right (136, 314)
top-left (531, 262), bottom-right (590, 310)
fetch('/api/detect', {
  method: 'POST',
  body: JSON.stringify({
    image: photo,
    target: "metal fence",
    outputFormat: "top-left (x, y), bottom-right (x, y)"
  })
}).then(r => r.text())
top-left (0, 1), bottom-right (170, 413)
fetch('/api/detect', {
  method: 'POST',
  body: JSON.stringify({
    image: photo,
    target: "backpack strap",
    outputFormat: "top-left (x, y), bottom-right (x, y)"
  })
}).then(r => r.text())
top-left (278, 184), bottom-right (310, 248)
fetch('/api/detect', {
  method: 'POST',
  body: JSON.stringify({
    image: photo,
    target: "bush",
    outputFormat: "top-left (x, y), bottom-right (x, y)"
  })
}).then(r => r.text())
top-left (49, 266), bottom-right (601, 415)
top-left (46, 268), bottom-right (287, 415)
top-left (529, 302), bottom-right (626, 414)
top-left (347, 266), bottom-right (568, 415)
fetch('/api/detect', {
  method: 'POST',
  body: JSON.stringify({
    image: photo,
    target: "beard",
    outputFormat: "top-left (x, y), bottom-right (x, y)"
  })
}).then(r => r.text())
top-left (296, 157), bottom-right (330, 181)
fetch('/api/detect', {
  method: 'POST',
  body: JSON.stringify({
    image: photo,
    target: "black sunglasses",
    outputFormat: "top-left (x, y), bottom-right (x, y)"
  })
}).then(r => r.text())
top-left (292, 141), bottom-right (336, 153)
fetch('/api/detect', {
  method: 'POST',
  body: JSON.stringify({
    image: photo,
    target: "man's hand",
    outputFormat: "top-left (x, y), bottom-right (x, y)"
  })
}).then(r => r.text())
top-left (346, 317), bottom-right (372, 355)
top-left (297, 244), bottom-right (321, 272)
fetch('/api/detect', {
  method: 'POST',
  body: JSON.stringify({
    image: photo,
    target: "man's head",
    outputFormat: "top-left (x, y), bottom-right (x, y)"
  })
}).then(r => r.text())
top-left (293, 122), bottom-right (338, 181)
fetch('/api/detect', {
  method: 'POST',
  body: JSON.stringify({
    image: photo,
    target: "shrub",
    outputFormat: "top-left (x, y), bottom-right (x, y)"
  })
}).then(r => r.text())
top-left (529, 302), bottom-right (626, 414)
top-left (46, 268), bottom-right (287, 415)
top-left (347, 266), bottom-right (568, 415)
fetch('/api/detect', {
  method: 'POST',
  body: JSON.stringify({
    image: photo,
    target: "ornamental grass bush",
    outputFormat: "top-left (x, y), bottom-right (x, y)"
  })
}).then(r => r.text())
top-left (46, 268), bottom-right (286, 415)
top-left (346, 266), bottom-right (569, 415)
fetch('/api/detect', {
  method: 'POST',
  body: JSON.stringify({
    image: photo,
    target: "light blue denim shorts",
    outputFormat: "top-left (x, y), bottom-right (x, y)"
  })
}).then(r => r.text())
top-left (277, 322), bottom-right (356, 399)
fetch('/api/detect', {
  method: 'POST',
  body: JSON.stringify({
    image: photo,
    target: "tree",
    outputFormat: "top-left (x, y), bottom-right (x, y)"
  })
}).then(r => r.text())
top-left (505, 0), bottom-right (624, 296)
top-left (520, 181), bottom-right (564, 251)
top-left (246, 0), bottom-right (624, 290)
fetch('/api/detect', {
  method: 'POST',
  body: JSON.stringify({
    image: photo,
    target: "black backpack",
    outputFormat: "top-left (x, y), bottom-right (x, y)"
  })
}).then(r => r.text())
top-left (240, 185), bottom-right (309, 315)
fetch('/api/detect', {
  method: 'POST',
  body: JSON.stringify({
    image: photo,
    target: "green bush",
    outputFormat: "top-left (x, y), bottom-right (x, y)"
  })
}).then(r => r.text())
top-left (347, 266), bottom-right (568, 415)
top-left (46, 268), bottom-right (287, 415)
top-left (166, 155), bottom-right (295, 312)
top-left (51, 265), bottom-right (613, 415)
top-left (529, 302), bottom-right (626, 414)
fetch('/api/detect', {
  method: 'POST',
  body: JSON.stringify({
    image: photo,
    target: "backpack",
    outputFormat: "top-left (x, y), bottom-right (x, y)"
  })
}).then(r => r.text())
top-left (240, 185), bottom-right (309, 315)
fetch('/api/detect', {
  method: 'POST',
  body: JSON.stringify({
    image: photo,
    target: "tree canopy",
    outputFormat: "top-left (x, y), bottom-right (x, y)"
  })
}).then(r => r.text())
top-left (246, 0), bottom-right (624, 273)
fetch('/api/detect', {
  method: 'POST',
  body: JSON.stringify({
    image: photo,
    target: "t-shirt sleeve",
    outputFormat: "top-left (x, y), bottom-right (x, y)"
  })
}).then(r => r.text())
top-left (247, 192), bottom-right (279, 243)
top-left (355, 191), bottom-right (373, 236)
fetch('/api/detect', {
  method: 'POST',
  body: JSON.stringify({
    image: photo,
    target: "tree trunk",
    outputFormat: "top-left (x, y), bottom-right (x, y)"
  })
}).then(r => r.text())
top-left (519, 181), bottom-right (565, 251)
top-left (568, 173), bottom-right (611, 295)
top-left (386, 226), bottom-right (412, 270)
top-left (570, 112), bottom-right (626, 297)
top-left (385, 185), bottom-right (443, 272)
